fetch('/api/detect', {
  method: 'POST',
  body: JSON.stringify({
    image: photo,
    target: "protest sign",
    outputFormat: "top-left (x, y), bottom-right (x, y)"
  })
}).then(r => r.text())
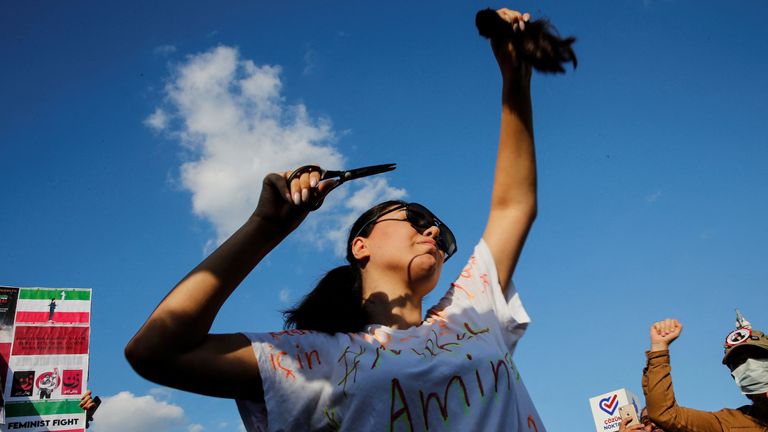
top-left (589, 388), bottom-right (642, 432)
top-left (0, 287), bottom-right (21, 424)
top-left (0, 287), bottom-right (90, 432)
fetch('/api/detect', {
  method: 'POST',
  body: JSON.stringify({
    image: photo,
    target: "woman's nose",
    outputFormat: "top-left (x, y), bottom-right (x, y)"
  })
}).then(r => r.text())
top-left (423, 225), bottom-right (441, 238)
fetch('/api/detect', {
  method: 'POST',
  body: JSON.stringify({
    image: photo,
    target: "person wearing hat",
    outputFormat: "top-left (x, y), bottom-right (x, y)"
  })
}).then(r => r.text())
top-left (641, 312), bottom-right (768, 431)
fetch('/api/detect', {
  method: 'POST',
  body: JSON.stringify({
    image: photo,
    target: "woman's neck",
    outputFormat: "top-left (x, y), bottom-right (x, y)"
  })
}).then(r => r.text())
top-left (360, 273), bottom-right (426, 330)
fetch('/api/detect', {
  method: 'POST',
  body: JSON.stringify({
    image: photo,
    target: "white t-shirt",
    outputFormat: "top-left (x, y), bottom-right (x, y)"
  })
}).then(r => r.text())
top-left (237, 240), bottom-right (544, 431)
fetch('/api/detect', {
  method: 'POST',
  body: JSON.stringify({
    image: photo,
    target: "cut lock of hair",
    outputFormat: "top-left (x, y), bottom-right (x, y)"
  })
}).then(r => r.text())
top-left (475, 8), bottom-right (577, 73)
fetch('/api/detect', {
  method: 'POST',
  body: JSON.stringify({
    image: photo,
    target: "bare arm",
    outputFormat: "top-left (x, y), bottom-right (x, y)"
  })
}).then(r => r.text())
top-left (125, 170), bottom-right (334, 399)
top-left (482, 9), bottom-right (537, 291)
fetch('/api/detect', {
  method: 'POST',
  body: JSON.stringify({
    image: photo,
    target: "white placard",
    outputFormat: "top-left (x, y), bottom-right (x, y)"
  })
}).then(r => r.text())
top-left (589, 388), bottom-right (641, 432)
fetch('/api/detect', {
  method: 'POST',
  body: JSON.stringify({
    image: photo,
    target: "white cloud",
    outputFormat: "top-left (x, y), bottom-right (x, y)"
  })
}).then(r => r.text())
top-left (279, 288), bottom-right (291, 304)
top-left (188, 424), bottom-right (205, 432)
top-left (90, 391), bottom-right (185, 432)
top-left (145, 108), bottom-right (169, 130)
top-left (149, 386), bottom-right (174, 400)
top-left (645, 191), bottom-right (662, 203)
top-left (154, 44), bottom-right (177, 56)
top-left (147, 45), bottom-right (405, 254)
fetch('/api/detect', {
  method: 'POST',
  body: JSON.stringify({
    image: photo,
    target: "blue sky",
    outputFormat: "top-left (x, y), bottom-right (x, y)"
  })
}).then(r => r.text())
top-left (2, 1), bottom-right (767, 431)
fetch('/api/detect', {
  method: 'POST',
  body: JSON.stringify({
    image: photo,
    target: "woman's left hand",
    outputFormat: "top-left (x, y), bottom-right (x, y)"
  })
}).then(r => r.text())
top-left (490, 8), bottom-right (532, 82)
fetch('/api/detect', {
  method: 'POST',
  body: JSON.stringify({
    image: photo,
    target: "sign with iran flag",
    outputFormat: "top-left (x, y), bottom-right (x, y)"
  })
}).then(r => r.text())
top-left (0, 287), bottom-right (91, 432)
top-left (0, 286), bottom-right (21, 425)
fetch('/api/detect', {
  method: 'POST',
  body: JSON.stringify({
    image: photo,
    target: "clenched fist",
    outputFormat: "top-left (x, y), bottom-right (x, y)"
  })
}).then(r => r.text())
top-left (650, 318), bottom-right (683, 352)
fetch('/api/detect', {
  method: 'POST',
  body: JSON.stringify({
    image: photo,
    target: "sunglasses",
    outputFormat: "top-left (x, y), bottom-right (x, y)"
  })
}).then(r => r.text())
top-left (355, 203), bottom-right (457, 261)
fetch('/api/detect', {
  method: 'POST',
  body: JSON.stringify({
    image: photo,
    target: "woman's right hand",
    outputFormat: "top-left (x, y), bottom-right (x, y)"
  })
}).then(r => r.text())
top-left (251, 167), bottom-right (338, 234)
top-left (126, 166), bottom-right (339, 401)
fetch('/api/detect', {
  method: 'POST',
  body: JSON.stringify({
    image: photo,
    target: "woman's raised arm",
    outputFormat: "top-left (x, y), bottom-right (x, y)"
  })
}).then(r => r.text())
top-left (482, 9), bottom-right (538, 292)
top-left (125, 170), bottom-right (334, 399)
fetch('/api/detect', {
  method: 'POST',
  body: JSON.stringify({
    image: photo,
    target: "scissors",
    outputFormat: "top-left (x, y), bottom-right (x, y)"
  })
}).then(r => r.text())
top-left (287, 163), bottom-right (397, 209)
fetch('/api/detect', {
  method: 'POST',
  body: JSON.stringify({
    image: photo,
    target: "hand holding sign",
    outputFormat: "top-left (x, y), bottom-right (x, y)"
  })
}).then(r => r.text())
top-left (618, 415), bottom-right (645, 431)
top-left (80, 390), bottom-right (101, 428)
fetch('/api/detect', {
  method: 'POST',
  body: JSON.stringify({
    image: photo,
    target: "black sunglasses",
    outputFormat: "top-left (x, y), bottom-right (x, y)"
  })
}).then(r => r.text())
top-left (355, 203), bottom-right (457, 261)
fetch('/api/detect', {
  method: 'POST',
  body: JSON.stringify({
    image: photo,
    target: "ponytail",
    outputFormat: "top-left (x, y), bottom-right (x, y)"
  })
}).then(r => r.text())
top-left (283, 200), bottom-right (407, 334)
top-left (283, 265), bottom-right (366, 334)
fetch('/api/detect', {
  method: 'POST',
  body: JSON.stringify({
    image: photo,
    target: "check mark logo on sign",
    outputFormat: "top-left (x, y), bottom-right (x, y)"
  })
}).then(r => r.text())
top-left (599, 394), bottom-right (619, 415)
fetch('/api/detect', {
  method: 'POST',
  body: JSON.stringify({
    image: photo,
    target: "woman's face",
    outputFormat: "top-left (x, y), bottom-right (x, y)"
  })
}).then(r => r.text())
top-left (358, 208), bottom-right (445, 293)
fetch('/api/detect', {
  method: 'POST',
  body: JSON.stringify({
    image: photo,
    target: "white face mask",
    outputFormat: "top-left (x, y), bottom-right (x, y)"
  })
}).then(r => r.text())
top-left (731, 357), bottom-right (768, 395)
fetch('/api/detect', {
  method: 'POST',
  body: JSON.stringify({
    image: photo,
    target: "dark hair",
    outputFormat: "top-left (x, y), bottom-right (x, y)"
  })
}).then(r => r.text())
top-left (283, 200), bottom-right (407, 334)
top-left (475, 8), bottom-right (577, 73)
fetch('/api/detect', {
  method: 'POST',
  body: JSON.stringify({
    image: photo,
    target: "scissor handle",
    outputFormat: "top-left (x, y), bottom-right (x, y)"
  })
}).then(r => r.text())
top-left (287, 165), bottom-right (324, 183)
top-left (285, 165), bottom-right (329, 211)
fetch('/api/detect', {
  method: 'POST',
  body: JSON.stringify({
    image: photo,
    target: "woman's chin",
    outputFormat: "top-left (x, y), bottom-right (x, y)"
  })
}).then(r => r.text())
top-left (408, 253), bottom-right (442, 282)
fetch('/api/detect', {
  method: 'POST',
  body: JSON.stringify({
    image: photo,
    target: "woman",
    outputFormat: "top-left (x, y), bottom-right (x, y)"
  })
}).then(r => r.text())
top-left (126, 8), bottom-right (571, 431)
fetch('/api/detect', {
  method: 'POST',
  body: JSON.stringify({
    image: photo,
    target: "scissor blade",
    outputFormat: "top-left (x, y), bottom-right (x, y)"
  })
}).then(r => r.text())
top-left (342, 163), bottom-right (397, 182)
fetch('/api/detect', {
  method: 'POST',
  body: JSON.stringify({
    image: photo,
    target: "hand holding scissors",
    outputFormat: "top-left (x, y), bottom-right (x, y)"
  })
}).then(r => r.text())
top-left (286, 163), bottom-right (396, 210)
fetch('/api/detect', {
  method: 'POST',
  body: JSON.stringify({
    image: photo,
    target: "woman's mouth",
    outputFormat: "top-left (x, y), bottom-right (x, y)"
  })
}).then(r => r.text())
top-left (418, 240), bottom-right (438, 250)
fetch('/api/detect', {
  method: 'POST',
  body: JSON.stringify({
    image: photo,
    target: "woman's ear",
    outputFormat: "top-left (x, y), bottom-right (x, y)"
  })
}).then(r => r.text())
top-left (351, 237), bottom-right (370, 261)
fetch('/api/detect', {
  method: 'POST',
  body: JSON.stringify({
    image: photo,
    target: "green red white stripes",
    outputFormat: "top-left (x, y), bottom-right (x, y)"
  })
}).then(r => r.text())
top-left (14, 289), bottom-right (91, 325)
top-left (0, 287), bottom-right (91, 431)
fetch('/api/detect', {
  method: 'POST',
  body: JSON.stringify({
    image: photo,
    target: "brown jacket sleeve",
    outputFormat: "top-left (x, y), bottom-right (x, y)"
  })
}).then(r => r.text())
top-left (642, 350), bottom-right (725, 431)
